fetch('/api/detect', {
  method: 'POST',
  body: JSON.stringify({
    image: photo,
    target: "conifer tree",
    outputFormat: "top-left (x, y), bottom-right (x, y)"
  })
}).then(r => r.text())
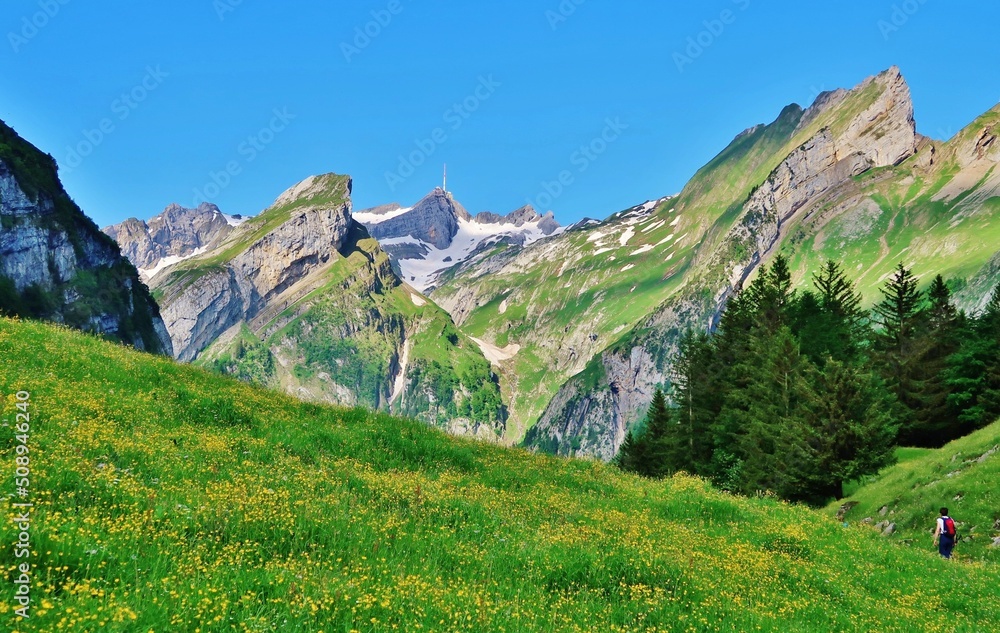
top-left (614, 430), bottom-right (646, 474)
top-left (912, 275), bottom-right (962, 441)
top-left (641, 388), bottom-right (673, 478)
top-left (669, 331), bottom-right (716, 474)
top-left (614, 388), bottom-right (672, 478)
top-left (799, 260), bottom-right (868, 364)
top-left (717, 327), bottom-right (815, 500)
top-left (801, 359), bottom-right (898, 502)
top-left (873, 262), bottom-right (927, 444)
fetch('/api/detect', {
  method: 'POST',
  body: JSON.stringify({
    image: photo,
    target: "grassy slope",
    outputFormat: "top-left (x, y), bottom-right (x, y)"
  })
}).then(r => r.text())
top-left (2, 317), bottom-right (999, 632)
top-left (830, 421), bottom-right (1000, 564)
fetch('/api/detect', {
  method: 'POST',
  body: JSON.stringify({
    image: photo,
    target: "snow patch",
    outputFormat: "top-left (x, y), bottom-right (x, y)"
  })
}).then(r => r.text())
top-left (619, 227), bottom-right (635, 247)
top-left (410, 293), bottom-right (427, 307)
top-left (593, 247), bottom-right (614, 255)
top-left (621, 264), bottom-right (635, 272)
top-left (354, 207), bottom-right (413, 225)
top-left (222, 213), bottom-right (249, 227)
top-left (140, 246), bottom-right (209, 280)
top-left (655, 234), bottom-right (675, 247)
top-left (669, 216), bottom-right (681, 227)
top-left (631, 244), bottom-right (654, 256)
top-left (587, 231), bottom-right (607, 243)
top-left (641, 220), bottom-right (665, 233)
top-left (471, 337), bottom-right (520, 364)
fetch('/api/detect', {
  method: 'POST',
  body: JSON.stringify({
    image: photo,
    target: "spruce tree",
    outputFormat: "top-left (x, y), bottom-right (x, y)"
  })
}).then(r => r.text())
top-left (669, 331), bottom-right (716, 475)
top-left (641, 388), bottom-right (673, 478)
top-left (801, 359), bottom-right (898, 502)
top-left (718, 327), bottom-right (815, 500)
top-left (912, 275), bottom-right (961, 441)
top-left (615, 430), bottom-right (646, 474)
top-left (614, 388), bottom-right (672, 478)
top-left (802, 260), bottom-right (867, 364)
top-left (873, 262), bottom-right (927, 444)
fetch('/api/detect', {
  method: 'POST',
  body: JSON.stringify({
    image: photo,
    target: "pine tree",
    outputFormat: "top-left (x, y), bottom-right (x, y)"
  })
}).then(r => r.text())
top-left (964, 282), bottom-right (1000, 426)
top-left (912, 275), bottom-right (962, 441)
top-left (718, 327), bottom-right (815, 500)
top-left (614, 430), bottom-right (646, 474)
top-left (797, 260), bottom-right (867, 364)
top-left (641, 388), bottom-right (673, 478)
top-left (669, 331), bottom-right (716, 475)
top-left (801, 359), bottom-right (898, 502)
top-left (614, 388), bottom-right (672, 478)
top-left (872, 262), bottom-right (927, 444)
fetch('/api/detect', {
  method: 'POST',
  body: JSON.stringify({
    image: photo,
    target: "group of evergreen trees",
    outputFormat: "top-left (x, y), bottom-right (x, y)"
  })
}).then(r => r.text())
top-left (616, 256), bottom-right (1000, 505)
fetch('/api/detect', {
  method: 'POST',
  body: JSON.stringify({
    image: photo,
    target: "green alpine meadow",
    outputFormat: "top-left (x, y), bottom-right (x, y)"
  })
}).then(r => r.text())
top-left (1, 316), bottom-right (1000, 632)
top-left (4, 4), bottom-right (1000, 631)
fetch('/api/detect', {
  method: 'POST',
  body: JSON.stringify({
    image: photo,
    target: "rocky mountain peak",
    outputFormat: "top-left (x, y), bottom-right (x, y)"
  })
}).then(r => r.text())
top-left (362, 187), bottom-right (469, 250)
top-left (104, 201), bottom-right (237, 273)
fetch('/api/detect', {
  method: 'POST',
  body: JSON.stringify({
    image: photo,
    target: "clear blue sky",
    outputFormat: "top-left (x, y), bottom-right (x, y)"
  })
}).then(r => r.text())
top-left (1, 0), bottom-right (997, 228)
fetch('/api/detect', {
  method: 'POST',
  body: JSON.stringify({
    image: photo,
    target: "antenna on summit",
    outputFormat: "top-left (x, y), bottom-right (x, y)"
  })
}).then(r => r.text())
top-left (443, 164), bottom-right (447, 193)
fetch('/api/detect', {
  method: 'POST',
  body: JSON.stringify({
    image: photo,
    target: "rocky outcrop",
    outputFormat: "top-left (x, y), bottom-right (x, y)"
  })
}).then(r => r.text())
top-left (152, 174), bottom-right (354, 361)
top-left (475, 204), bottom-right (560, 234)
top-left (365, 188), bottom-right (469, 250)
top-left (528, 67), bottom-right (919, 460)
top-left (0, 119), bottom-right (172, 354)
top-left (104, 203), bottom-right (235, 272)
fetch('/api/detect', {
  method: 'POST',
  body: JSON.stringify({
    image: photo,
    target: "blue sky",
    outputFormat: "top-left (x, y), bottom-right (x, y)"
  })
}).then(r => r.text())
top-left (1, 0), bottom-right (997, 228)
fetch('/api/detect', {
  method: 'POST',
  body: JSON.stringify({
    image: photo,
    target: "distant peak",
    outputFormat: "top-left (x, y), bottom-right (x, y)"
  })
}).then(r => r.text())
top-left (414, 187), bottom-right (471, 221)
top-left (271, 173), bottom-right (352, 209)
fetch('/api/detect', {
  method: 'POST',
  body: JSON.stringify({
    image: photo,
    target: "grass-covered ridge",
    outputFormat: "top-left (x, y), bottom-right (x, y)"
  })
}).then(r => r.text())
top-left (1, 317), bottom-right (999, 632)
top-left (832, 421), bottom-right (1000, 563)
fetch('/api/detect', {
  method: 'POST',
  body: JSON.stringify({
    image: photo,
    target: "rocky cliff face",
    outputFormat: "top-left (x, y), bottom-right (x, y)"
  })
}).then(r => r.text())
top-left (364, 188), bottom-right (469, 250)
top-left (526, 67), bottom-right (921, 459)
top-left (104, 203), bottom-right (237, 273)
top-left (0, 119), bottom-right (172, 354)
top-left (153, 174), bottom-right (354, 361)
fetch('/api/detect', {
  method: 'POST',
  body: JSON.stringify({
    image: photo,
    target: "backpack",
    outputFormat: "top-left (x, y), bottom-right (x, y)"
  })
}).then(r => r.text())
top-left (942, 516), bottom-right (957, 539)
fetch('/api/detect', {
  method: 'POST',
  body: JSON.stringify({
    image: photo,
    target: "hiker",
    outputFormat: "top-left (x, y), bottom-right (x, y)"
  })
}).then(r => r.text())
top-left (933, 507), bottom-right (957, 559)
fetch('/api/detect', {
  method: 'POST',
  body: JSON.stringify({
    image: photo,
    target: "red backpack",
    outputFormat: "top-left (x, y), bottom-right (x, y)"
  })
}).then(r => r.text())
top-left (942, 516), bottom-right (957, 539)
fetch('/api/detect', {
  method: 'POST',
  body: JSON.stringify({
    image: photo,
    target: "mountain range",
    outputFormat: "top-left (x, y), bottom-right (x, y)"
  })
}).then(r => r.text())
top-left (5, 66), bottom-right (1000, 461)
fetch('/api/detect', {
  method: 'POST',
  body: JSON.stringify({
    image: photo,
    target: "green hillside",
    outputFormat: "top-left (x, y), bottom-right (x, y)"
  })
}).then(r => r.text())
top-left (831, 421), bottom-right (1000, 563)
top-left (2, 317), bottom-right (999, 632)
